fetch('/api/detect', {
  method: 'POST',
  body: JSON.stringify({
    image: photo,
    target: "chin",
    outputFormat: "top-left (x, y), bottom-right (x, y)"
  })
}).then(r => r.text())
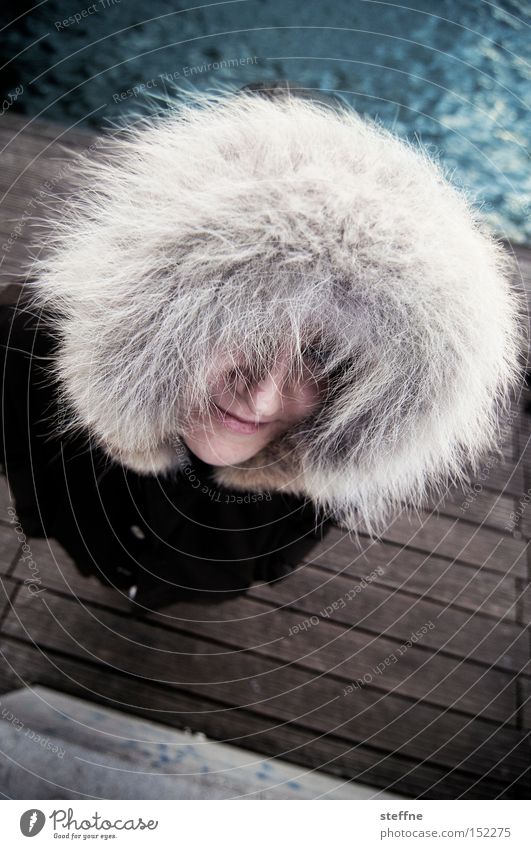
top-left (184, 436), bottom-right (263, 467)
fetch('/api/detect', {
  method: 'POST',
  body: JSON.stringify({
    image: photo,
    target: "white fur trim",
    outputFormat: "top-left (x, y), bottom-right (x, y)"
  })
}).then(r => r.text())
top-left (27, 88), bottom-right (527, 534)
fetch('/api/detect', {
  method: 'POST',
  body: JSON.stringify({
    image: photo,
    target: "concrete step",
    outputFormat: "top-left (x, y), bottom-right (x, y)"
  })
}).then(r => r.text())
top-left (0, 686), bottom-right (401, 799)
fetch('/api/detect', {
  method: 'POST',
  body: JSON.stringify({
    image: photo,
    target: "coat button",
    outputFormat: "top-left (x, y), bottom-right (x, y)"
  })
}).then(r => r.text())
top-left (130, 524), bottom-right (146, 540)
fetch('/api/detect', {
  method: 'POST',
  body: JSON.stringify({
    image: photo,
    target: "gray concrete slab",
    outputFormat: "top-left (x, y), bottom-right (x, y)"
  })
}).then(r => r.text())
top-left (0, 686), bottom-right (401, 799)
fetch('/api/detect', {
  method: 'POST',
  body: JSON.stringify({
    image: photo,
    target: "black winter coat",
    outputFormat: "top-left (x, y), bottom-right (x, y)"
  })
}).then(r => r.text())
top-left (0, 293), bottom-right (334, 611)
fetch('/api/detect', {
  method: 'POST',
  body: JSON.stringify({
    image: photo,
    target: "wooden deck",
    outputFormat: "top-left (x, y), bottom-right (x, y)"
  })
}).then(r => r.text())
top-left (0, 112), bottom-right (529, 799)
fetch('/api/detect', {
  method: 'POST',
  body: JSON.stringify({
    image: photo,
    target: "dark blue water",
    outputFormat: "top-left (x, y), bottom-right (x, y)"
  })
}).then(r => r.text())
top-left (1, 0), bottom-right (530, 243)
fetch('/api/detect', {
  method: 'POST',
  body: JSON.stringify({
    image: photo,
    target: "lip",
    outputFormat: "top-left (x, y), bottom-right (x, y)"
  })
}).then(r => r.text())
top-left (211, 403), bottom-right (274, 435)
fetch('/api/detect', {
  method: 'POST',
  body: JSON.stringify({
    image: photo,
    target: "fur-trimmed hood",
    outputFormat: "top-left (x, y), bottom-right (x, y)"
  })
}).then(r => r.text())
top-left (27, 85), bottom-right (526, 534)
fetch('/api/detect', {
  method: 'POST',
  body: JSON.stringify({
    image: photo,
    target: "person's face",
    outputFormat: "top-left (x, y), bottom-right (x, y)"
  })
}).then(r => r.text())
top-left (181, 351), bottom-right (327, 466)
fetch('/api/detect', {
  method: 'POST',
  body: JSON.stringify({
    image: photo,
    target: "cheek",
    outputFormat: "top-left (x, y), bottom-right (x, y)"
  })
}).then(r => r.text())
top-left (287, 384), bottom-right (322, 422)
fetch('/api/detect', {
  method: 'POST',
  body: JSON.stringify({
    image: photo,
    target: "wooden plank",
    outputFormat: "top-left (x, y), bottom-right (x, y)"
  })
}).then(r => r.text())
top-left (0, 141), bottom-right (89, 169)
top-left (507, 241), bottom-right (531, 292)
top-left (0, 476), bottom-right (32, 576)
top-left (472, 459), bottom-right (525, 499)
top-left (521, 678), bottom-right (531, 731)
top-left (0, 526), bottom-right (20, 577)
top-left (1, 639), bottom-right (524, 799)
top-left (356, 512), bottom-right (526, 577)
top-left (0, 113), bottom-right (95, 146)
top-left (424, 489), bottom-right (516, 533)
top-left (0, 577), bottom-right (17, 626)
top-left (9, 547), bottom-right (518, 724)
top-left (302, 528), bottom-right (520, 622)
top-left (0, 149), bottom-right (85, 205)
top-left (442, 391), bottom-right (524, 498)
top-left (1, 587), bottom-right (527, 782)
top-left (511, 407), bottom-right (531, 538)
top-left (147, 597), bottom-right (518, 726)
top-left (0, 473), bottom-right (12, 524)
top-left (513, 407), bottom-right (531, 456)
top-left (251, 566), bottom-right (527, 674)
top-left (520, 583), bottom-right (531, 644)
top-left (516, 503), bottom-right (531, 541)
top-left (0, 115), bottom-right (94, 287)
top-left (10, 536), bottom-right (131, 613)
top-left (10, 514), bottom-right (521, 635)
top-left (502, 241), bottom-right (531, 375)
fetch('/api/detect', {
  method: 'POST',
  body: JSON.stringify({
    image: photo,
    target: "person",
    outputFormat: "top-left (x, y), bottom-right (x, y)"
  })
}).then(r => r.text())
top-left (0, 81), bottom-right (525, 612)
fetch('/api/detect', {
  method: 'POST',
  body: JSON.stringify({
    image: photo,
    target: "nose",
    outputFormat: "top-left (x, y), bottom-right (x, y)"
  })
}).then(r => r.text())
top-left (246, 356), bottom-right (290, 418)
